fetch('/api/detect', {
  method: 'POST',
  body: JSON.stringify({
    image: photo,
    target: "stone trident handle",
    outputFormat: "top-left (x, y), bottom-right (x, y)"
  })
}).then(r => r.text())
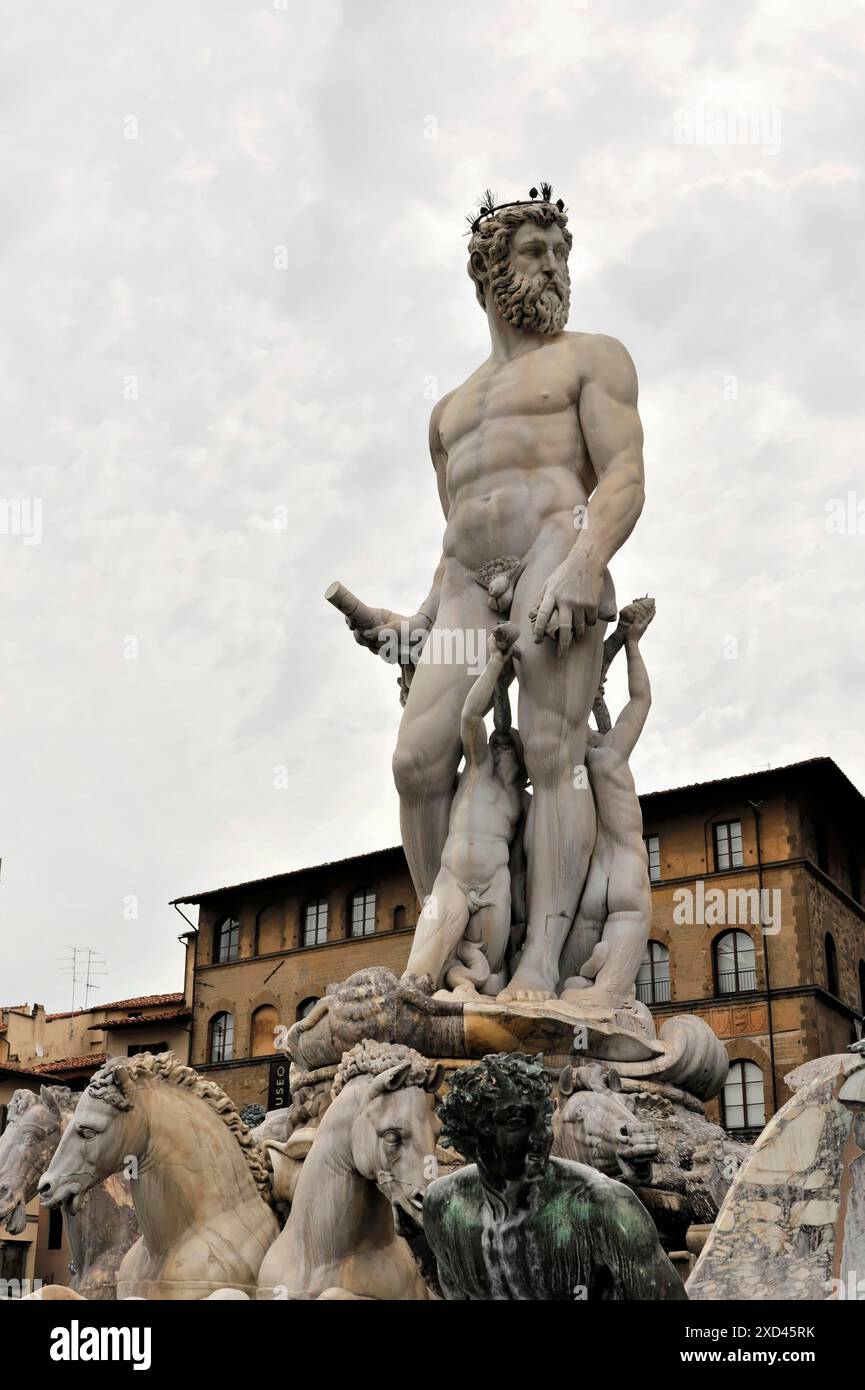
top-left (324, 581), bottom-right (379, 632)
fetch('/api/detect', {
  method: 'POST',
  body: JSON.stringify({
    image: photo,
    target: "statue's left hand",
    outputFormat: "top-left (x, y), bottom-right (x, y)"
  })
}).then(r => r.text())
top-left (531, 551), bottom-right (604, 653)
top-left (619, 596), bottom-right (656, 642)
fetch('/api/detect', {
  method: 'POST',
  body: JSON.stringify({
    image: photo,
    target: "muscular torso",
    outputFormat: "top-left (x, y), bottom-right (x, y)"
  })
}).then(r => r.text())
top-left (580, 743), bottom-right (651, 919)
top-left (586, 743), bottom-right (644, 846)
top-left (424, 1160), bottom-right (681, 1301)
top-left (438, 333), bottom-right (596, 571)
top-left (440, 762), bottom-right (522, 885)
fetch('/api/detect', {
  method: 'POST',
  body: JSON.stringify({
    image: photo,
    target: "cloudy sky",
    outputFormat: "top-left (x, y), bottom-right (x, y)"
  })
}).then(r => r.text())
top-left (2, 0), bottom-right (863, 1011)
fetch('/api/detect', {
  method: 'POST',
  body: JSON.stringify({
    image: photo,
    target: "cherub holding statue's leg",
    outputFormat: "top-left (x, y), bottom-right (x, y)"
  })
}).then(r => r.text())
top-left (402, 624), bottom-right (526, 993)
top-left (559, 598), bottom-right (656, 1009)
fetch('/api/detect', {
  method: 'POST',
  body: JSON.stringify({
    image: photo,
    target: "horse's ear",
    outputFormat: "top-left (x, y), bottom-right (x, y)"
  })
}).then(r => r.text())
top-left (9, 1090), bottom-right (38, 1120)
top-left (559, 1065), bottom-right (575, 1097)
top-left (369, 1062), bottom-right (413, 1096)
top-left (40, 1086), bottom-right (64, 1118)
top-left (576, 1062), bottom-right (614, 1093)
top-left (105, 1055), bottom-right (129, 1083)
top-left (424, 1064), bottom-right (445, 1094)
top-left (606, 1068), bottom-right (622, 1093)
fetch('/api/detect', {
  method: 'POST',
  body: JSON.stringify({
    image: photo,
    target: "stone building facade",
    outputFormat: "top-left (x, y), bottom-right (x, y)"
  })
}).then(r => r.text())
top-left (0, 993), bottom-right (191, 1293)
top-left (175, 846), bottom-right (421, 1112)
top-left (176, 757), bottom-right (865, 1136)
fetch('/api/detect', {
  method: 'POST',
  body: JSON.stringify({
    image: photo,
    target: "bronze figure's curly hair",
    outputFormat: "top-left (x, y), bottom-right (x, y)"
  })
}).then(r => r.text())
top-left (437, 1052), bottom-right (553, 1179)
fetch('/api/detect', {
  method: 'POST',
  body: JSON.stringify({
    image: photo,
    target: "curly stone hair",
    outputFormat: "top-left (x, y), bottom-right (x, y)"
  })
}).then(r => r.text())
top-left (467, 201), bottom-right (573, 311)
top-left (438, 1052), bottom-right (553, 1179)
top-left (331, 1038), bottom-right (436, 1099)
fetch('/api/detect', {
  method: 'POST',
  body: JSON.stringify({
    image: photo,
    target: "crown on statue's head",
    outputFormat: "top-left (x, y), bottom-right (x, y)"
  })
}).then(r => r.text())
top-left (467, 183), bottom-right (567, 234)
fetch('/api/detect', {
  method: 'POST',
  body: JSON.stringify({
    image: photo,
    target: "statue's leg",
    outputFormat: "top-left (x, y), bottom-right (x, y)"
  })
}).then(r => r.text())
top-left (403, 867), bottom-right (470, 990)
top-left (564, 850), bottom-right (652, 1007)
top-left (472, 866), bottom-right (512, 994)
top-left (557, 855), bottom-right (608, 989)
top-left (566, 914), bottom-right (645, 1007)
top-left (393, 563), bottom-right (494, 901)
top-left (499, 525), bottom-right (610, 1002)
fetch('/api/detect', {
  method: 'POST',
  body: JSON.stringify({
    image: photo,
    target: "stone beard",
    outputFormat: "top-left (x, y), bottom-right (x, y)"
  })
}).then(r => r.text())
top-left (489, 259), bottom-right (571, 334)
top-left (467, 201), bottom-right (573, 335)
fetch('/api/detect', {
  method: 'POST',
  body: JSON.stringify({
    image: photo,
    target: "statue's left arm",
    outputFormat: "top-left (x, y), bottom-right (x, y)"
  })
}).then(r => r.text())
top-left (532, 337), bottom-right (645, 651)
top-left (609, 627), bottom-right (652, 761)
top-left (460, 626), bottom-right (519, 768)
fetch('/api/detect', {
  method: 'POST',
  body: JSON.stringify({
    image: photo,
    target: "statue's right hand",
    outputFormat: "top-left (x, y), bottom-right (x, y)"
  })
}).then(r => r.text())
top-left (346, 609), bottom-right (431, 665)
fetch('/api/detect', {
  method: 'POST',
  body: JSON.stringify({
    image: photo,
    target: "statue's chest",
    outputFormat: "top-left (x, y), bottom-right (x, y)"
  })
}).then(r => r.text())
top-left (441, 356), bottom-right (573, 450)
top-left (477, 1206), bottom-right (550, 1300)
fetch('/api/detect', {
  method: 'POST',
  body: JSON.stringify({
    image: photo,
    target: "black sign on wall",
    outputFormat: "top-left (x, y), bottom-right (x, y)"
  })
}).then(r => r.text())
top-left (268, 1058), bottom-right (290, 1111)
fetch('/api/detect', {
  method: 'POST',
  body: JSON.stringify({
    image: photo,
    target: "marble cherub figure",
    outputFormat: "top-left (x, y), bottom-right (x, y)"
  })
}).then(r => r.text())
top-left (423, 1052), bottom-right (686, 1301)
top-left (558, 596), bottom-right (656, 1008)
top-left (334, 185), bottom-right (645, 1002)
top-left (403, 624), bottom-right (528, 996)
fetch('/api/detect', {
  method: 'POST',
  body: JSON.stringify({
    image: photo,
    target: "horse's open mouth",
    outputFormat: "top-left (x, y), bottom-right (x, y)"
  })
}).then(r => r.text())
top-left (393, 1198), bottom-right (424, 1238)
top-left (41, 1179), bottom-right (84, 1215)
top-left (62, 1190), bottom-right (85, 1217)
top-left (618, 1156), bottom-right (654, 1186)
top-left (1, 1199), bottom-right (27, 1236)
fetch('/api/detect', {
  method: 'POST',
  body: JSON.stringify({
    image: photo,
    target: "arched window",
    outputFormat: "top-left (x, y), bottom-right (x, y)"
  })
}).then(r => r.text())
top-left (250, 1004), bottom-right (279, 1058)
top-left (349, 889), bottom-right (376, 937)
top-left (209, 1012), bottom-right (234, 1063)
top-left (722, 1060), bottom-right (765, 1133)
top-left (714, 930), bottom-right (757, 994)
top-left (392, 905), bottom-right (407, 931)
top-left (635, 941), bottom-right (670, 1004)
top-left (255, 905), bottom-right (282, 956)
top-left (213, 915), bottom-right (240, 964)
top-left (302, 899), bottom-right (328, 948)
top-left (825, 933), bottom-right (840, 997)
top-left (296, 996), bottom-right (320, 1021)
top-left (859, 960), bottom-right (865, 1014)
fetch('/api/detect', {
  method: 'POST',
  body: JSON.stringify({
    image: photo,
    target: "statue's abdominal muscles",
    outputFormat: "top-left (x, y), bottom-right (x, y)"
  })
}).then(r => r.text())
top-left (439, 351), bottom-right (593, 570)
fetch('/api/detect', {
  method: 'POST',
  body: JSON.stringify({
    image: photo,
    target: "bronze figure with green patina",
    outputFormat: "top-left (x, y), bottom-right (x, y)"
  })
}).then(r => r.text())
top-left (423, 1053), bottom-right (687, 1300)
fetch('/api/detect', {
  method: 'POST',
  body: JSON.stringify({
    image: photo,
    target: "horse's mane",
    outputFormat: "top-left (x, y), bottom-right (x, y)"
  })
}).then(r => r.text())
top-left (331, 1039), bottom-right (434, 1099)
top-left (87, 1052), bottom-right (273, 1205)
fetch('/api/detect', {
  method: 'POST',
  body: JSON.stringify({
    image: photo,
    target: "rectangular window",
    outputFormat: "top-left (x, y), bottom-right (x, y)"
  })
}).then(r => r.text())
top-left (303, 899), bottom-right (328, 947)
top-left (350, 890), bottom-right (376, 937)
top-left (713, 820), bottom-right (744, 871)
top-left (644, 834), bottom-right (661, 882)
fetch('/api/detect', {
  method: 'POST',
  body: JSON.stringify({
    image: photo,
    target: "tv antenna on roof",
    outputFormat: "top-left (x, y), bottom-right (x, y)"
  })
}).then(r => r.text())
top-left (58, 946), bottom-right (109, 1013)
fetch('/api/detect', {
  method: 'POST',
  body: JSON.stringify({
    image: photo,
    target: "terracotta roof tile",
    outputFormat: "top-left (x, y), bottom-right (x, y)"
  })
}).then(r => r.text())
top-left (29, 1053), bottom-right (107, 1074)
top-left (94, 1008), bottom-right (191, 1030)
top-left (45, 993), bottom-right (183, 1021)
top-left (0, 1059), bottom-right (63, 1080)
